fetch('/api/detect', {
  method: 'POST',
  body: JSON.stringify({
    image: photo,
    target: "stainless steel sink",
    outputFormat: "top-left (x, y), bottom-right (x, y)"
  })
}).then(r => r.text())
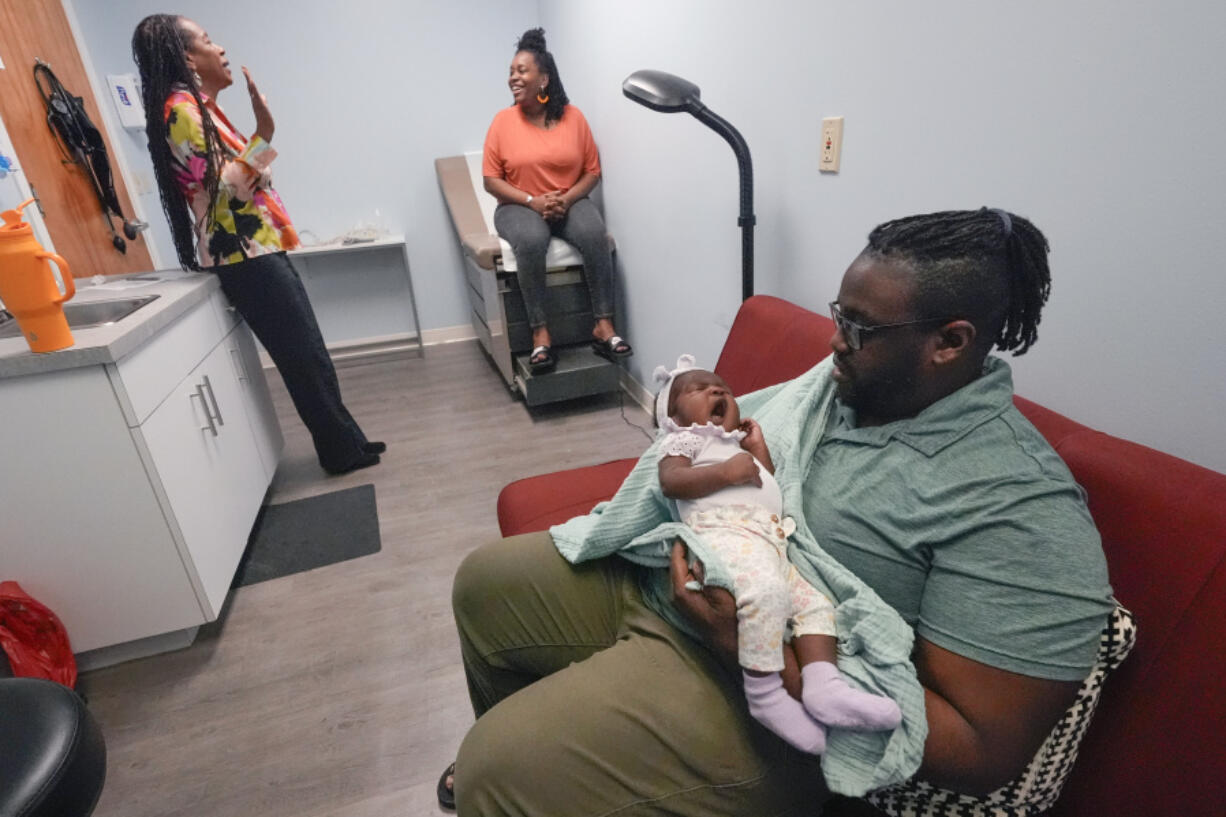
top-left (63, 295), bottom-right (161, 328)
top-left (0, 295), bottom-right (160, 339)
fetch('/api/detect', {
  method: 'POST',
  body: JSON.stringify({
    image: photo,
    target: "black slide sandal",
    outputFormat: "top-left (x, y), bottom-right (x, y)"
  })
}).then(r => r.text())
top-left (529, 345), bottom-right (557, 373)
top-left (592, 335), bottom-right (632, 361)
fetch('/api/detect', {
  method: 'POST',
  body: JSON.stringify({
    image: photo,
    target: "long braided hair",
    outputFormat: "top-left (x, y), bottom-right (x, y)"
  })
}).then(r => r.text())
top-left (131, 14), bottom-right (223, 271)
top-left (864, 208), bottom-right (1052, 356)
top-left (516, 28), bottom-right (569, 125)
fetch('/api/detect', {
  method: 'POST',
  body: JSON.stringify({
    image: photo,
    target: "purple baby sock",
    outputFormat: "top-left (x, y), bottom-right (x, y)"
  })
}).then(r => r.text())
top-left (801, 661), bottom-right (902, 731)
top-left (743, 670), bottom-right (827, 754)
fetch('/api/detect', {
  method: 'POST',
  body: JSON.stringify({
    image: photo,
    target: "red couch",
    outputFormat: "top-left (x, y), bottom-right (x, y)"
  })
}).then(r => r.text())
top-left (496, 295), bottom-right (1226, 816)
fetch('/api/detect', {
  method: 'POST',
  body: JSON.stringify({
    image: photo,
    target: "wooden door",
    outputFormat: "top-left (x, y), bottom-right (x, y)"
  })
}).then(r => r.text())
top-left (0, 0), bottom-right (153, 277)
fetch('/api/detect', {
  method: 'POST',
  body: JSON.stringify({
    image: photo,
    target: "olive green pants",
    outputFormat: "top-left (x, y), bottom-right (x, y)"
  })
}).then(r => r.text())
top-left (452, 532), bottom-right (828, 816)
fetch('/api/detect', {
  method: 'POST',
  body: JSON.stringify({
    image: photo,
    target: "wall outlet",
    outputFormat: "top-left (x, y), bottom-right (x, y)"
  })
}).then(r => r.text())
top-left (819, 116), bottom-right (844, 172)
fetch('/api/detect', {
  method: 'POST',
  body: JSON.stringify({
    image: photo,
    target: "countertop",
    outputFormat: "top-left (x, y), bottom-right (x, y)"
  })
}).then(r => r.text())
top-left (0, 270), bottom-right (220, 380)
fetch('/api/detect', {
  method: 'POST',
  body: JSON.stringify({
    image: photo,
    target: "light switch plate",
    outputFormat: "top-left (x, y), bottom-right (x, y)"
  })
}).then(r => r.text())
top-left (820, 116), bottom-right (844, 172)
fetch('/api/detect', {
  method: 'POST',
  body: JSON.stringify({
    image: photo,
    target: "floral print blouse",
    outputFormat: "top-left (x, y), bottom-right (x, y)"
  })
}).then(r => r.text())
top-left (164, 87), bottom-right (299, 267)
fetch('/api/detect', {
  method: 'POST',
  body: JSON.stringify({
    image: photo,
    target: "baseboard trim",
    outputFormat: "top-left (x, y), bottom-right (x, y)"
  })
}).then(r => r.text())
top-left (76, 626), bottom-right (200, 672)
top-left (421, 324), bottom-right (481, 346)
top-left (620, 368), bottom-right (654, 416)
top-left (258, 325), bottom-right (480, 369)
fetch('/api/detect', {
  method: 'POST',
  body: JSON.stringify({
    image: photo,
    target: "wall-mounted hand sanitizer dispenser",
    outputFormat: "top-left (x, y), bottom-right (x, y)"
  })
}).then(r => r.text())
top-left (106, 73), bottom-right (145, 130)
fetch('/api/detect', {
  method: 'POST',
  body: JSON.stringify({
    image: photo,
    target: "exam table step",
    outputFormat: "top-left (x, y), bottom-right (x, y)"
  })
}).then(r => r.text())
top-left (513, 344), bottom-right (620, 407)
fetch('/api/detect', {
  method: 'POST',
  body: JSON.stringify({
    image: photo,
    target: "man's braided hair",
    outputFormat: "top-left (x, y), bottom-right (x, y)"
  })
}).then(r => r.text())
top-left (864, 208), bottom-right (1052, 356)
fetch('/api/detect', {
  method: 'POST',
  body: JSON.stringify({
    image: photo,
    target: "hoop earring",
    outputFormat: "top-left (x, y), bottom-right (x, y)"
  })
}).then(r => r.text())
top-left (536, 90), bottom-right (550, 104)
top-left (192, 70), bottom-right (203, 87)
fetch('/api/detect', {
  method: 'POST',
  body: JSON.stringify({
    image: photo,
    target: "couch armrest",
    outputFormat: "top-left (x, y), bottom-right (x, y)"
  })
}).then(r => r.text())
top-left (497, 458), bottom-right (637, 537)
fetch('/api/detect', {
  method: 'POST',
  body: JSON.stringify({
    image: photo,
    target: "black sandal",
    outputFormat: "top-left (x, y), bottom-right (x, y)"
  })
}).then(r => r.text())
top-left (437, 761), bottom-right (456, 810)
top-left (529, 345), bottom-right (557, 373)
top-left (591, 335), bottom-right (633, 361)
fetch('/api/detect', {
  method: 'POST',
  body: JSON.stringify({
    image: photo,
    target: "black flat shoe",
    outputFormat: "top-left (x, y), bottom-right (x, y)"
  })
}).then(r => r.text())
top-left (323, 451), bottom-right (380, 476)
top-left (437, 761), bottom-right (456, 810)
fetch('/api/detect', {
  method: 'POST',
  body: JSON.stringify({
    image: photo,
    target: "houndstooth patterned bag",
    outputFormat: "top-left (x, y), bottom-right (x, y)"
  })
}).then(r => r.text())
top-left (865, 605), bottom-right (1136, 817)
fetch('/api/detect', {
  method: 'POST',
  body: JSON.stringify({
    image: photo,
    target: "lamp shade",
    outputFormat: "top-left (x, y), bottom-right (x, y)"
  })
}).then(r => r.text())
top-left (621, 69), bottom-right (755, 300)
top-left (621, 70), bottom-right (702, 113)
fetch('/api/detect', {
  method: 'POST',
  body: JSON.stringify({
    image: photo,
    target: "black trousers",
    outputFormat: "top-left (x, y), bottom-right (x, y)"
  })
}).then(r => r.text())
top-left (214, 252), bottom-right (368, 472)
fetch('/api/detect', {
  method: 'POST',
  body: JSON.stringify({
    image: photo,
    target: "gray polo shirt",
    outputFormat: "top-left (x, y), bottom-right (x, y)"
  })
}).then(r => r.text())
top-left (805, 357), bottom-right (1113, 681)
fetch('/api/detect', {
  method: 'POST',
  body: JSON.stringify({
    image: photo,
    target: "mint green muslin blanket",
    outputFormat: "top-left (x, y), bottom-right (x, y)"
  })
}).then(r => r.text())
top-left (550, 357), bottom-right (927, 796)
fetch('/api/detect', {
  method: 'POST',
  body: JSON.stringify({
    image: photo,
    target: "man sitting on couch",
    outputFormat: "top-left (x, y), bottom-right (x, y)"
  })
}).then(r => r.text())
top-left (444, 208), bottom-right (1115, 816)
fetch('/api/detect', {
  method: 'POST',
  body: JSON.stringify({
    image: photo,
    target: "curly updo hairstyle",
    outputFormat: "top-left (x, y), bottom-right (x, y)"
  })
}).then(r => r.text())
top-left (516, 28), bottom-right (569, 125)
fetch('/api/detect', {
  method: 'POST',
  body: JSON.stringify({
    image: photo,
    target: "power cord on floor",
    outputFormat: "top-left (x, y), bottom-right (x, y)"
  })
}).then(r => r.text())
top-left (619, 387), bottom-right (655, 442)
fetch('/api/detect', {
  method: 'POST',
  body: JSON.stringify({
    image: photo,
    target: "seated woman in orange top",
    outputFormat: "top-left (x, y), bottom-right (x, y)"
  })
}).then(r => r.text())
top-left (483, 28), bottom-right (631, 374)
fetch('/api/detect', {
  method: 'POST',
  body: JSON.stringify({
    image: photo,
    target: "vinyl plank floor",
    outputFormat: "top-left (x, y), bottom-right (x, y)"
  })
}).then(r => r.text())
top-left (79, 341), bottom-right (653, 817)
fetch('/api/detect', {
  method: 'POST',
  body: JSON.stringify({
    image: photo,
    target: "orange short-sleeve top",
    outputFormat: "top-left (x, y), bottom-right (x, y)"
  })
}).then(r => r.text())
top-left (482, 104), bottom-right (601, 196)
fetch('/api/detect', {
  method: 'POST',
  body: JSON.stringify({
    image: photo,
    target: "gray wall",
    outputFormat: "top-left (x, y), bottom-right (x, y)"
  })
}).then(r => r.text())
top-left (539, 0), bottom-right (1226, 473)
top-left (72, 0), bottom-right (1226, 473)
top-left (70, 0), bottom-right (538, 336)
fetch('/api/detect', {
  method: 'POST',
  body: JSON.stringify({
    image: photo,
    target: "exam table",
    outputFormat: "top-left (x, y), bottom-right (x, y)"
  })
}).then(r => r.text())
top-left (435, 152), bottom-right (620, 406)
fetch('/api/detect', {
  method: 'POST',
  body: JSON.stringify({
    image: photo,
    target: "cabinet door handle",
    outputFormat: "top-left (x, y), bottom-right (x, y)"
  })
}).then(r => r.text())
top-left (191, 386), bottom-right (218, 437)
top-left (202, 375), bottom-right (224, 427)
top-left (229, 347), bottom-right (248, 383)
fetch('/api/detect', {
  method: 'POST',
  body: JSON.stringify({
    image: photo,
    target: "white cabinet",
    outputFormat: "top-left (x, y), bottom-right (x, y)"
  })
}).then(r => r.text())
top-left (139, 325), bottom-right (272, 616)
top-left (0, 287), bottom-right (283, 660)
top-left (0, 366), bottom-right (207, 650)
top-left (228, 320), bottom-right (282, 480)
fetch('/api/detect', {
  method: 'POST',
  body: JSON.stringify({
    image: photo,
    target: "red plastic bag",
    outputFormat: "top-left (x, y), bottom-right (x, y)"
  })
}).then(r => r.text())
top-left (0, 580), bottom-right (77, 688)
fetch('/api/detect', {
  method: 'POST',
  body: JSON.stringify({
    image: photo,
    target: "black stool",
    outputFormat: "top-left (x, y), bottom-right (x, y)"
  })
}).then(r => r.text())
top-left (0, 677), bottom-right (107, 817)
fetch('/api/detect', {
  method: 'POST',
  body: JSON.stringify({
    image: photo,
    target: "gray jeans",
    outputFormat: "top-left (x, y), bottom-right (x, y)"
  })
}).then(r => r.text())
top-left (493, 197), bottom-right (615, 330)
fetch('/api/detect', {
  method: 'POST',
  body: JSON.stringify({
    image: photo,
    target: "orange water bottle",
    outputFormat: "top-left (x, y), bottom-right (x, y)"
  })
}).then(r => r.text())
top-left (0, 198), bottom-right (75, 353)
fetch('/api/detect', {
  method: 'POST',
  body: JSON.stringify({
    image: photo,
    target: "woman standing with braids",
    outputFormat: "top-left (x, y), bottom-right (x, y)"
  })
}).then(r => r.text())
top-left (483, 28), bottom-right (631, 374)
top-left (131, 15), bottom-right (382, 476)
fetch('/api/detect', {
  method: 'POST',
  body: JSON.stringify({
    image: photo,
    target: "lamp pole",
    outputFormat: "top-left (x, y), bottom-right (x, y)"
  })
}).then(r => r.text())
top-left (622, 70), bottom-right (755, 302)
top-left (689, 102), bottom-right (754, 302)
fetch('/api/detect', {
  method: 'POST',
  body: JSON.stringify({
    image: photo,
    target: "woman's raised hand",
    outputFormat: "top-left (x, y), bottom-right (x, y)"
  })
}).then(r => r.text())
top-left (243, 66), bottom-right (274, 143)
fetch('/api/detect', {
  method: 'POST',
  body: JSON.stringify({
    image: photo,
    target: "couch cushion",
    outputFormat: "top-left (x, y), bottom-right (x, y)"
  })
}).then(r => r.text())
top-left (498, 458), bottom-right (637, 537)
top-left (1044, 430), bottom-right (1226, 816)
top-left (714, 295), bottom-right (835, 395)
top-left (1012, 395), bottom-right (1090, 450)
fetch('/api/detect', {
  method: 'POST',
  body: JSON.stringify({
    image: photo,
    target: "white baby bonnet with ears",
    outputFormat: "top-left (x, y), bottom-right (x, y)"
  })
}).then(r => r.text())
top-left (653, 354), bottom-right (698, 430)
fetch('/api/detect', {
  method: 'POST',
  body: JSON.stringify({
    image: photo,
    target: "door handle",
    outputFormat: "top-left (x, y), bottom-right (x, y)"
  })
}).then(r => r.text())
top-left (202, 375), bottom-right (224, 427)
top-left (27, 183), bottom-right (47, 218)
top-left (191, 386), bottom-right (218, 437)
top-left (229, 346), bottom-right (248, 383)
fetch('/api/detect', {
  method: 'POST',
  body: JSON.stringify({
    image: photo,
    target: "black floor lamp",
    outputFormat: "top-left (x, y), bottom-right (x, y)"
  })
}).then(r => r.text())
top-left (622, 69), bottom-right (755, 302)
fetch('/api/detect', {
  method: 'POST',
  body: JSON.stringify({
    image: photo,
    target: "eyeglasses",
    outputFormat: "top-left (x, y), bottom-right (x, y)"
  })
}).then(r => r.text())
top-left (828, 301), bottom-right (949, 351)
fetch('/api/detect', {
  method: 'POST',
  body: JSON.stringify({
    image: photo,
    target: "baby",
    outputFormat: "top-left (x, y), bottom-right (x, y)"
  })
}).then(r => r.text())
top-left (654, 355), bottom-right (901, 754)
